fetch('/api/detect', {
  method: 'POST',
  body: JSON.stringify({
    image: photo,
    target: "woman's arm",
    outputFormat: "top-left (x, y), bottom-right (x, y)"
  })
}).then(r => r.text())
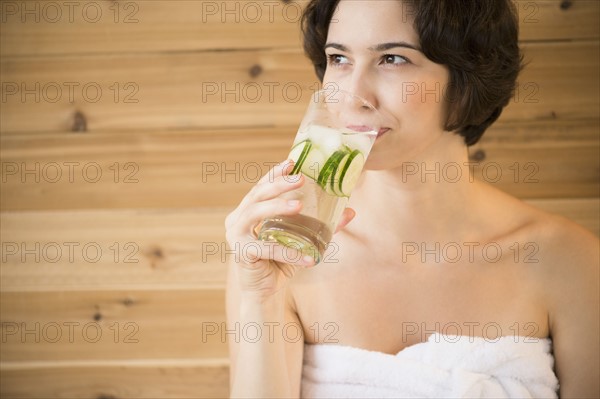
top-left (545, 222), bottom-right (599, 398)
top-left (227, 261), bottom-right (304, 398)
top-left (222, 160), bottom-right (311, 398)
top-left (223, 160), bottom-right (355, 397)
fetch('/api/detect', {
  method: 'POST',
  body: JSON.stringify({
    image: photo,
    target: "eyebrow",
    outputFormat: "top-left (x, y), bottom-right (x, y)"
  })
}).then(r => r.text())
top-left (324, 41), bottom-right (422, 53)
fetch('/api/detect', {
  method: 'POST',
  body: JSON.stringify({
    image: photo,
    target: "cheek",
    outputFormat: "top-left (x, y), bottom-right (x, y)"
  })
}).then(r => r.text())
top-left (385, 81), bottom-right (447, 128)
top-left (420, 79), bottom-right (450, 127)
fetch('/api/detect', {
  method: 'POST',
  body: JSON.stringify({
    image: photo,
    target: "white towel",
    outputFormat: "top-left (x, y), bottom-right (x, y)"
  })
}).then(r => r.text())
top-left (301, 333), bottom-right (559, 398)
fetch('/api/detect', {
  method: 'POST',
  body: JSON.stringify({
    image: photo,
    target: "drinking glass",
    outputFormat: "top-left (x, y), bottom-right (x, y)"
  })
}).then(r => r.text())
top-left (257, 88), bottom-right (381, 263)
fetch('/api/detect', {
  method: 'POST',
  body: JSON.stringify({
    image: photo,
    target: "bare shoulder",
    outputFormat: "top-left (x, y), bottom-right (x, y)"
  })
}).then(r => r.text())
top-left (520, 201), bottom-right (598, 280)
top-left (479, 186), bottom-right (599, 396)
top-left (526, 204), bottom-right (598, 268)
top-left (476, 182), bottom-right (598, 313)
top-left (478, 183), bottom-right (598, 271)
top-left (521, 201), bottom-right (599, 315)
top-left (525, 212), bottom-right (599, 397)
top-left (524, 204), bottom-right (599, 313)
top-left (495, 192), bottom-right (599, 393)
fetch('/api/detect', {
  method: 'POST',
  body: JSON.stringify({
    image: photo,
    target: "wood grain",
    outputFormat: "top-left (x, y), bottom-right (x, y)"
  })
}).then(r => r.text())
top-left (0, 0), bottom-right (306, 56)
top-left (1, 120), bottom-right (598, 212)
top-left (1, 196), bottom-right (597, 363)
top-left (469, 118), bottom-right (600, 199)
top-left (1, 197), bottom-right (597, 292)
top-left (0, 48), bottom-right (312, 133)
top-left (516, 0), bottom-right (600, 41)
top-left (0, 359), bottom-right (229, 398)
top-left (1, 2), bottom-right (598, 398)
top-left (0, 289), bottom-right (227, 361)
top-left (0, 208), bottom-right (229, 290)
top-left (1, 41), bottom-right (598, 134)
top-left (0, 127), bottom-right (291, 210)
top-left (1, 1), bottom-right (598, 57)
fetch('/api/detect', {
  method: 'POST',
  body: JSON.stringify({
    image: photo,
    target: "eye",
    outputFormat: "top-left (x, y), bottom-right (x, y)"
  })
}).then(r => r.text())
top-left (381, 54), bottom-right (409, 66)
top-left (326, 54), bottom-right (351, 67)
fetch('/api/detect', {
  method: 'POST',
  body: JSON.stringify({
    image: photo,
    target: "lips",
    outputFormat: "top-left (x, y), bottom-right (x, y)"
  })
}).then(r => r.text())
top-left (345, 125), bottom-right (390, 139)
top-left (346, 125), bottom-right (374, 133)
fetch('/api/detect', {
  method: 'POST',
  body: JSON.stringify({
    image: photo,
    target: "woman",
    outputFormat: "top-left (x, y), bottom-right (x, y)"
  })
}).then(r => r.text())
top-left (225, 0), bottom-right (599, 397)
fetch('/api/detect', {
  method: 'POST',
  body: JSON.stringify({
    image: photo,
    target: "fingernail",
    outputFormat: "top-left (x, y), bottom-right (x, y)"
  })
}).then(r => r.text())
top-left (287, 200), bottom-right (300, 208)
top-left (302, 255), bottom-right (314, 265)
top-left (285, 173), bottom-right (302, 183)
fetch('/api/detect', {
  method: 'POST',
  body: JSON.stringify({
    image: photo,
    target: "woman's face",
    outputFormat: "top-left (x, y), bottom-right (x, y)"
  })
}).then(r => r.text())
top-left (323, 0), bottom-right (456, 170)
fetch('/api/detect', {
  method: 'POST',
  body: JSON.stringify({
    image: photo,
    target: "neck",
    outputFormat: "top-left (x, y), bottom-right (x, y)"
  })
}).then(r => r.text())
top-left (348, 141), bottom-right (481, 243)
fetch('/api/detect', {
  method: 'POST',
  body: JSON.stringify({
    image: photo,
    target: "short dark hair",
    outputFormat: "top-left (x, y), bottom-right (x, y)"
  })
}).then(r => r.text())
top-left (301, 0), bottom-right (524, 146)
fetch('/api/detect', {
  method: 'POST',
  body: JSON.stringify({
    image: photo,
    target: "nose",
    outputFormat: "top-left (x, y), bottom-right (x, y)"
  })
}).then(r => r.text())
top-left (346, 66), bottom-right (379, 110)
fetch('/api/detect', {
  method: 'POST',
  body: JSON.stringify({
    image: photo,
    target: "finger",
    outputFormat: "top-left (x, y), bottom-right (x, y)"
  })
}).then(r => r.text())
top-left (334, 207), bottom-right (356, 234)
top-left (238, 198), bottom-right (303, 236)
top-left (243, 174), bottom-right (304, 208)
top-left (241, 240), bottom-right (315, 268)
top-left (274, 260), bottom-right (297, 279)
top-left (257, 159), bottom-right (295, 185)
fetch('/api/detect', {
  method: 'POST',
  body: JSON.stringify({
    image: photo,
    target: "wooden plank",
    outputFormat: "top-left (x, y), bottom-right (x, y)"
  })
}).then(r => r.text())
top-left (0, 360), bottom-right (229, 399)
top-left (0, 289), bottom-right (228, 361)
top-left (517, 0), bottom-right (600, 41)
top-left (0, 201), bottom-right (595, 394)
top-left (1, 120), bottom-right (598, 212)
top-left (0, 127), bottom-right (293, 210)
top-left (469, 119), bottom-right (600, 199)
top-left (0, 1), bottom-right (597, 57)
top-left (506, 41), bottom-right (599, 122)
top-left (0, 41), bottom-right (598, 134)
top-left (471, 143), bottom-right (599, 199)
top-left (0, 208), bottom-right (228, 290)
top-left (0, 48), bottom-right (313, 133)
top-left (0, 0), bottom-right (306, 56)
top-left (1, 198), bottom-right (597, 291)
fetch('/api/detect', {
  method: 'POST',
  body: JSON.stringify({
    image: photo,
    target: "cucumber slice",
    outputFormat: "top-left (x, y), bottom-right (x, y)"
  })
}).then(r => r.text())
top-left (338, 150), bottom-right (365, 196)
top-left (300, 147), bottom-right (327, 181)
top-left (317, 150), bottom-right (347, 194)
top-left (288, 140), bottom-right (312, 175)
top-left (288, 140), bottom-right (308, 164)
top-left (330, 153), bottom-right (350, 196)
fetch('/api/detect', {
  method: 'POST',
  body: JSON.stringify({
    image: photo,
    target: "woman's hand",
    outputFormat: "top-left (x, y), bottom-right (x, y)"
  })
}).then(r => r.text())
top-left (225, 159), bottom-right (355, 300)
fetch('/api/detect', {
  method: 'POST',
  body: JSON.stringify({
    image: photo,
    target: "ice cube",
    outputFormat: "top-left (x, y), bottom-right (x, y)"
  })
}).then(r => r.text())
top-left (343, 133), bottom-right (373, 154)
top-left (307, 125), bottom-right (342, 156)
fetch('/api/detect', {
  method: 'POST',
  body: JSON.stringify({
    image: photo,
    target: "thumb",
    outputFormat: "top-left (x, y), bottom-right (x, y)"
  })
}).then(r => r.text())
top-left (334, 207), bottom-right (356, 234)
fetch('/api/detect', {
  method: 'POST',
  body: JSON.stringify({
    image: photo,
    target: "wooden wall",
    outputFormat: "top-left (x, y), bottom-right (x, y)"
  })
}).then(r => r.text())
top-left (1, 1), bottom-right (598, 397)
